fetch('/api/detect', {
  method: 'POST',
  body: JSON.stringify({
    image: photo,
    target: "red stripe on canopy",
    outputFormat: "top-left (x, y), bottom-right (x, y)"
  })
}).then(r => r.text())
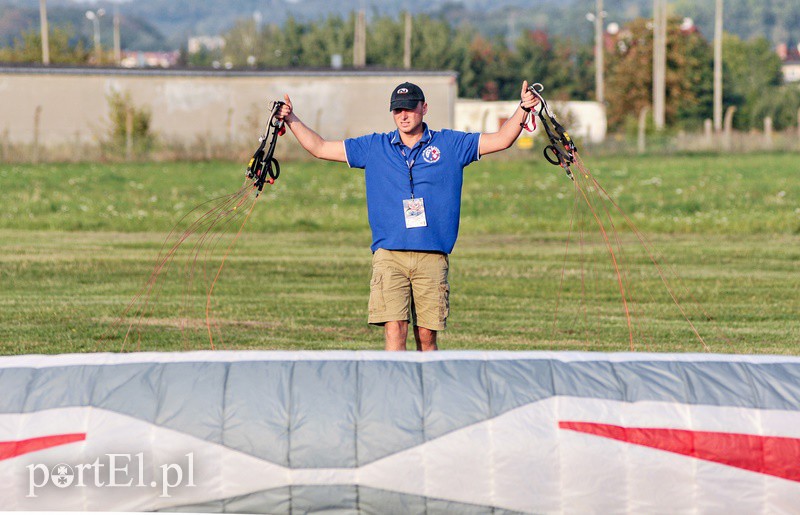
top-left (0, 433), bottom-right (86, 461)
top-left (560, 421), bottom-right (800, 483)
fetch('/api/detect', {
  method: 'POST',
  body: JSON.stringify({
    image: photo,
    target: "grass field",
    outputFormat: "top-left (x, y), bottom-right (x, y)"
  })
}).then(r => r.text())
top-left (1, 153), bottom-right (798, 355)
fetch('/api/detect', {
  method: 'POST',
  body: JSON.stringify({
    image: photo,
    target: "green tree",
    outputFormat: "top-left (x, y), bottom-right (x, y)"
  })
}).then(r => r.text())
top-left (274, 16), bottom-right (306, 67)
top-left (366, 15), bottom-right (404, 67)
top-left (749, 84), bottom-right (800, 130)
top-left (183, 45), bottom-right (219, 68)
top-left (253, 23), bottom-right (288, 67)
top-left (448, 25), bottom-right (475, 96)
top-left (219, 18), bottom-right (260, 67)
top-left (675, 27), bottom-right (714, 129)
top-left (482, 35), bottom-right (517, 100)
top-left (674, 0), bottom-right (800, 46)
top-left (459, 35), bottom-right (507, 100)
top-left (513, 30), bottom-right (593, 101)
top-left (515, 30), bottom-right (556, 95)
top-left (206, 11), bottom-right (594, 106)
top-left (553, 39), bottom-right (595, 101)
top-left (605, 17), bottom-right (713, 131)
top-left (0, 27), bottom-right (88, 64)
top-left (301, 15), bottom-right (350, 67)
top-left (409, 15), bottom-right (459, 71)
top-left (365, 14), bottom-right (467, 71)
top-left (722, 34), bottom-right (784, 130)
top-left (218, 17), bottom-right (307, 68)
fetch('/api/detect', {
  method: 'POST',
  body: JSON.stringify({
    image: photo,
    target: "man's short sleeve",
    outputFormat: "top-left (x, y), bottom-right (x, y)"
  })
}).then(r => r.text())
top-left (443, 130), bottom-right (481, 168)
top-left (343, 134), bottom-right (375, 169)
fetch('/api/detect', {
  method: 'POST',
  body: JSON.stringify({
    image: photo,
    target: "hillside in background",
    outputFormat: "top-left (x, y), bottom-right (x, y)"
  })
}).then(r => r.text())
top-left (1, 0), bottom-right (798, 52)
top-left (0, 3), bottom-right (165, 50)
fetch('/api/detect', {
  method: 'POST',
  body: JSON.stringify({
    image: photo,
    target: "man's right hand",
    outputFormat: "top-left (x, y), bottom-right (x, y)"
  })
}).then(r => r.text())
top-left (277, 94), bottom-right (293, 122)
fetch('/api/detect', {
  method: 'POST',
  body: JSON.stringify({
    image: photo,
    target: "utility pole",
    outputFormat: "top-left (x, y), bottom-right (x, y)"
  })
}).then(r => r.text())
top-left (85, 9), bottom-right (105, 65)
top-left (652, 0), bottom-right (667, 130)
top-left (713, 0), bottom-right (724, 132)
top-left (403, 12), bottom-right (412, 70)
top-left (594, 0), bottom-right (605, 104)
top-left (39, 0), bottom-right (50, 65)
top-left (353, 9), bottom-right (366, 68)
top-left (506, 10), bottom-right (516, 50)
top-left (113, 6), bottom-right (121, 66)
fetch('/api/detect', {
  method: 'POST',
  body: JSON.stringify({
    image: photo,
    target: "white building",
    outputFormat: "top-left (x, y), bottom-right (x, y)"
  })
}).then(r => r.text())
top-left (456, 99), bottom-right (607, 143)
top-left (188, 36), bottom-right (226, 54)
top-left (781, 61), bottom-right (800, 83)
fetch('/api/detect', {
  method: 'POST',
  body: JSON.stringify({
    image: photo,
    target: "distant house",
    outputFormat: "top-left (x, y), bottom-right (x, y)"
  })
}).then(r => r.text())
top-left (776, 43), bottom-right (800, 83)
top-left (120, 51), bottom-right (181, 69)
top-left (781, 60), bottom-right (800, 83)
top-left (188, 36), bottom-right (226, 54)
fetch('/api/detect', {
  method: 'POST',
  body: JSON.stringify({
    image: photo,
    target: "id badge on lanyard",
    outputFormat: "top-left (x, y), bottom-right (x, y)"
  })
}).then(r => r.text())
top-left (403, 197), bottom-right (427, 228)
top-left (402, 146), bottom-right (428, 229)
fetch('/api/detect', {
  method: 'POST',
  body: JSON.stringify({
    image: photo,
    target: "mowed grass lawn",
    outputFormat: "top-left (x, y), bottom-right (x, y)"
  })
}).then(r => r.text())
top-left (1, 153), bottom-right (798, 355)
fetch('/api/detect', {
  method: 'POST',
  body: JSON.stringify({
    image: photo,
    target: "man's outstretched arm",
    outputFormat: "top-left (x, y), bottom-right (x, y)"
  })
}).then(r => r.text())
top-left (478, 80), bottom-right (540, 156)
top-left (278, 95), bottom-right (347, 162)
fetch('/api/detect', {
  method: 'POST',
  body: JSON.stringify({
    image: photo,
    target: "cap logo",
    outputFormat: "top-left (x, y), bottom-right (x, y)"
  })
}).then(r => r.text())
top-left (397, 88), bottom-right (409, 94)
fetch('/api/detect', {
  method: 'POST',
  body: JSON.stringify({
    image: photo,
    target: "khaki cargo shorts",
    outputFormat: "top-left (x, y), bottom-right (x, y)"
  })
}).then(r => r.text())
top-left (368, 249), bottom-right (450, 331)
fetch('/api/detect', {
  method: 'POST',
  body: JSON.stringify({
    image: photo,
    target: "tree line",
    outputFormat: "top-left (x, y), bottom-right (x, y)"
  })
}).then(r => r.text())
top-left (3, 12), bottom-right (798, 132)
top-left (191, 13), bottom-right (799, 132)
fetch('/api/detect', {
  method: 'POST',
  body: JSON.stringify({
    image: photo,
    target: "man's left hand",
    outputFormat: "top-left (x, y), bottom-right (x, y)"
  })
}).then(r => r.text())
top-left (520, 81), bottom-right (540, 112)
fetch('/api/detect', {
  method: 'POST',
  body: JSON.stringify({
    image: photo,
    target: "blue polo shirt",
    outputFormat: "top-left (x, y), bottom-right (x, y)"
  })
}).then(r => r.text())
top-left (344, 124), bottom-right (481, 254)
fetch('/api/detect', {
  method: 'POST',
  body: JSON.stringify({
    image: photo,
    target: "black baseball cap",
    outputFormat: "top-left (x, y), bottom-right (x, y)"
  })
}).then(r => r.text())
top-left (389, 82), bottom-right (425, 111)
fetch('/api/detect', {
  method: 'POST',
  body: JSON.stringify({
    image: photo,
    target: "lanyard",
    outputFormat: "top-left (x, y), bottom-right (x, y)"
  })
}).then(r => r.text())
top-left (400, 144), bottom-right (424, 199)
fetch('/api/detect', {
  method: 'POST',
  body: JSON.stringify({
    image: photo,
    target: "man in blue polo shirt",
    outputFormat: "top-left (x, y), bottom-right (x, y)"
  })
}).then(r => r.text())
top-left (277, 81), bottom-right (538, 351)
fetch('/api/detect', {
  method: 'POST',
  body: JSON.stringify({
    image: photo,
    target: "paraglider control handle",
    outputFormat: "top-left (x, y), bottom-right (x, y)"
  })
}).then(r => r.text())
top-left (245, 99), bottom-right (287, 195)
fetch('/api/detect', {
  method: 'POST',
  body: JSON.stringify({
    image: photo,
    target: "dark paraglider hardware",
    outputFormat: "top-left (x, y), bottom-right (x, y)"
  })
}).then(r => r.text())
top-left (521, 83), bottom-right (577, 181)
top-left (246, 100), bottom-right (286, 195)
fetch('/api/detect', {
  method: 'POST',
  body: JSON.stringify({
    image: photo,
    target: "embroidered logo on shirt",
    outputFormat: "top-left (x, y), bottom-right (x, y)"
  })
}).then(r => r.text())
top-left (422, 146), bottom-right (441, 163)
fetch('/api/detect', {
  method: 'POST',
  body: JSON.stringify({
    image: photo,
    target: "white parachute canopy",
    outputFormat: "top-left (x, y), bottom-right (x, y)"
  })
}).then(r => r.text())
top-left (1, 351), bottom-right (800, 512)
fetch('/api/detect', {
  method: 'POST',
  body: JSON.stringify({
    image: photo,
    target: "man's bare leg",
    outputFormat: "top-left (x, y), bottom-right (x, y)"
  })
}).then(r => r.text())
top-left (414, 326), bottom-right (438, 352)
top-left (385, 321), bottom-right (409, 351)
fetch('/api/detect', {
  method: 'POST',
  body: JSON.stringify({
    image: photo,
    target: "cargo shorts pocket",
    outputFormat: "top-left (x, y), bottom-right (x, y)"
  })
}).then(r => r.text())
top-left (369, 270), bottom-right (386, 314)
top-left (438, 281), bottom-right (450, 322)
